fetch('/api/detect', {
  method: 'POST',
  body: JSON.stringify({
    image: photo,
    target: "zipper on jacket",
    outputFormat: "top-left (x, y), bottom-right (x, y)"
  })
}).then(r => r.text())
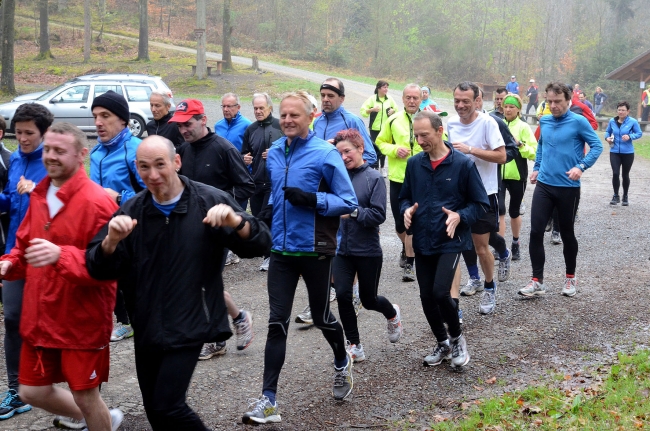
top-left (98, 149), bottom-right (110, 187)
top-left (282, 142), bottom-right (297, 250)
top-left (201, 286), bottom-right (210, 322)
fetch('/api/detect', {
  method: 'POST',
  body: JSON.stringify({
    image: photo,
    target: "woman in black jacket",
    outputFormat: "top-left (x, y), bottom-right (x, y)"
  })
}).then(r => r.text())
top-left (331, 129), bottom-right (402, 363)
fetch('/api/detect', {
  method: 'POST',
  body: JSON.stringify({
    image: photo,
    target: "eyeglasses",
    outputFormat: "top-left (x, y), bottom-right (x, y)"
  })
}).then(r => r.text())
top-left (221, 104), bottom-right (239, 109)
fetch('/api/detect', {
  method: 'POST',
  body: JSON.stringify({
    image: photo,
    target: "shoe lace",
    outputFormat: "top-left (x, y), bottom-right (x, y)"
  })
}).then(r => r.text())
top-left (247, 396), bottom-right (270, 415)
top-left (0, 391), bottom-right (16, 407)
top-left (480, 290), bottom-right (495, 306)
top-left (333, 368), bottom-right (350, 387)
top-left (235, 316), bottom-right (251, 337)
top-left (564, 278), bottom-right (575, 290)
top-left (432, 343), bottom-right (448, 357)
top-left (386, 316), bottom-right (400, 334)
top-left (451, 338), bottom-right (463, 358)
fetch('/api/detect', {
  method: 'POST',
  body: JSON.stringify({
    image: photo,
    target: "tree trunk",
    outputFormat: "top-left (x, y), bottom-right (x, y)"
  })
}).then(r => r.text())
top-left (1, 0), bottom-right (16, 94)
top-left (57, 0), bottom-right (66, 12)
top-left (195, 0), bottom-right (206, 79)
top-left (38, 0), bottom-right (53, 59)
top-left (97, 0), bottom-right (105, 42)
top-left (222, 0), bottom-right (233, 70)
top-left (137, 0), bottom-right (149, 60)
top-left (83, 0), bottom-right (90, 62)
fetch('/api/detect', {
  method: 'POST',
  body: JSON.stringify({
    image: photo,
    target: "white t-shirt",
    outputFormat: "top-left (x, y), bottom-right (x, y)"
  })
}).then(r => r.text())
top-left (447, 112), bottom-right (505, 195)
top-left (47, 184), bottom-right (64, 219)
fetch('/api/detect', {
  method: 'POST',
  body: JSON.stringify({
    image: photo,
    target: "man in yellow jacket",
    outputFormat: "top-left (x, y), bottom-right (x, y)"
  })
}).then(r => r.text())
top-left (376, 84), bottom-right (424, 282)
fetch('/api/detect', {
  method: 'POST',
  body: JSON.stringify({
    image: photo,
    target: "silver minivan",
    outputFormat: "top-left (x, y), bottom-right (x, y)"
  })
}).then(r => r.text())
top-left (1, 79), bottom-right (168, 137)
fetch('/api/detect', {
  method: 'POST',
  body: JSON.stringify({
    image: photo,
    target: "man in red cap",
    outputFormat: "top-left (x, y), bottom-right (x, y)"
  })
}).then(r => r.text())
top-left (169, 99), bottom-right (257, 360)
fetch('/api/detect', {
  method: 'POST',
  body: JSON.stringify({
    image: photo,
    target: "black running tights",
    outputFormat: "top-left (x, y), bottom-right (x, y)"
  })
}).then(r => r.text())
top-left (333, 255), bottom-right (396, 346)
top-left (263, 253), bottom-right (347, 395)
top-left (610, 152), bottom-right (634, 196)
top-left (415, 253), bottom-right (462, 343)
top-left (529, 182), bottom-right (580, 280)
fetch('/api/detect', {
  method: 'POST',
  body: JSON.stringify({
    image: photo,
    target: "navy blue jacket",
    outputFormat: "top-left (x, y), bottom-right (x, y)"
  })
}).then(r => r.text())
top-left (337, 162), bottom-right (386, 257)
top-left (399, 142), bottom-right (489, 255)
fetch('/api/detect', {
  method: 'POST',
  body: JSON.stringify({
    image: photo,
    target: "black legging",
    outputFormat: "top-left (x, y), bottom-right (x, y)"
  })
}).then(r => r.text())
top-left (610, 152), bottom-right (634, 196)
top-left (114, 288), bottom-right (130, 325)
top-left (389, 181), bottom-right (406, 234)
top-left (415, 253), bottom-right (461, 343)
top-left (263, 253), bottom-right (347, 395)
top-left (498, 180), bottom-right (526, 218)
top-left (370, 130), bottom-right (385, 169)
top-left (529, 182), bottom-right (580, 280)
top-left (135, 344), bottom-right (208, 430)
top-left (333, 255), bottom-right (396, 346)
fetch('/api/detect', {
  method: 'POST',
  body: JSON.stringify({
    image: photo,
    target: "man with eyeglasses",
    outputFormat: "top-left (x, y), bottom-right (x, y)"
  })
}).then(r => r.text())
top-left (215, 93), bottom-right (252, 153)
top-left (170, 99), bottom-right (256, 361)
top-left (375, 84), bottom-right (424, 282)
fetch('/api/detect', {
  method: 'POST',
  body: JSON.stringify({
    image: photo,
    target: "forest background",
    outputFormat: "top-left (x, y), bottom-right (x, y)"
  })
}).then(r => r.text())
top-left (0, 0), bottom-right (649, 109)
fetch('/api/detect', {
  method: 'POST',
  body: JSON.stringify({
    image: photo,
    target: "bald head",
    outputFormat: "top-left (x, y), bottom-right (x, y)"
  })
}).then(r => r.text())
top-left (136, 135), bottom-right (183, 201)
top-left (138, 135), bottom-right (176, 161)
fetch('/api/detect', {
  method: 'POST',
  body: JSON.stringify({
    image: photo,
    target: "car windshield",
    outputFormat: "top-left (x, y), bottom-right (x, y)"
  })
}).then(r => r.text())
top-left (36, 84), bottom-right (69, 101)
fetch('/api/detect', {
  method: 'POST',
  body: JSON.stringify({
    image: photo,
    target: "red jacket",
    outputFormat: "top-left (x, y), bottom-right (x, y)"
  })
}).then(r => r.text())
top-left (1, 167), bottom-right (118, 349)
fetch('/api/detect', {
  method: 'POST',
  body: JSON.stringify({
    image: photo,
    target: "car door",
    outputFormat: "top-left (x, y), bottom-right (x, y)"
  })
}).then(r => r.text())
top-left (43, 84), bottom-right (93, 128)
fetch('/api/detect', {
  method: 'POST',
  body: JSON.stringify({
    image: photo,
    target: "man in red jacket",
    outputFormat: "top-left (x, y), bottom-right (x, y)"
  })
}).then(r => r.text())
top-left (0, 123), bottom-right (122, 431)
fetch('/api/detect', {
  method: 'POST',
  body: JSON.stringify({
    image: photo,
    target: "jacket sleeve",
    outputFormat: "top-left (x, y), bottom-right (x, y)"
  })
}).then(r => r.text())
top-left (355, 119), bottom-right (377, 165)
top-left (533, 131), bottom-right (543, 172)
top-left (518, 124), bottom-right (538, 161)
top-left (0, 178), bottom-right (11, 212)
top-left (375, 119), bottom-right (398, 158)
top-left (86, 212), bottom-right (134, 281)
top-left (241, 127), bottom-right (252, 155)
top-left (226, 148), bottom-right (255, 201)
top-left (398, 159), bottom-right (414, 216)
top-left (121, 140), bottom-right (146, 203)
top-left (577, 118), bottom-right (603, 170)
top-left (315, 150), bottom-right (358, 216)
top-left (456, 162), bottom-right (490, 227)
top-left (0, 204), bottom-right (32, 280)
top-left (356, 175), bottom-right (386, 228)
top-left (628, 119), bottom-right (643, 141)
top-left (360, 96), bottom-right (374, 118)
top-left (605, 119), bottom-right (613, 140)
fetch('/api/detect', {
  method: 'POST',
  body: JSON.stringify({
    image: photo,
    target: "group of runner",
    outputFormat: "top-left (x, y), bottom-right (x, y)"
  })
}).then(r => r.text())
top-left (0, 74), bottom-right (633, 429)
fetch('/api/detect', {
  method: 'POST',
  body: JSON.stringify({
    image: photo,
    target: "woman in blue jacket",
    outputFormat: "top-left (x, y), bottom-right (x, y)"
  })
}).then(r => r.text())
top-left (605, 101), bottom-right (643, 206)
top-left (331, 130), bottom-right (402, 363)
top-left (0, 104), bottom-right (52, 420)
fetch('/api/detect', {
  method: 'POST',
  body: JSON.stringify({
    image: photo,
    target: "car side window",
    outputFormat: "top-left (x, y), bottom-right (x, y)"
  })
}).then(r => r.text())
top-left (124, 85), bottom-right (152, 102)
top-left (54, 85), bottom-right (90, 103)
top-left (94, 85), bottom-right (123, 99)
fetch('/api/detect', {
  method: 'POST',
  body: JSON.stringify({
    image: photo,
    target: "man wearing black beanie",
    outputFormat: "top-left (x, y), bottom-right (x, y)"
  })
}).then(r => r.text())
top-left (89, 90), bottom-right (145, 344)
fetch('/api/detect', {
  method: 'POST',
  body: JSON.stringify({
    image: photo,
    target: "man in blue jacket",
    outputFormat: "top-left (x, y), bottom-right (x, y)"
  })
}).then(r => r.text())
top-left (90, 90), bottom-right (145, 344)
top-left (242, 91), bottom-right (358, 426)
top-left (400, 110), bottom-right (488, 370)
top-left (214, 92), bottom-right (252, 154)
top-left (520, 82), bottom-right (602, 299)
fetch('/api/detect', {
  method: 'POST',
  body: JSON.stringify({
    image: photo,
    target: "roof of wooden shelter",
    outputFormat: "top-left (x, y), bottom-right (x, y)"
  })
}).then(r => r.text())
top-left (605, 48), bottom-right (650, 81)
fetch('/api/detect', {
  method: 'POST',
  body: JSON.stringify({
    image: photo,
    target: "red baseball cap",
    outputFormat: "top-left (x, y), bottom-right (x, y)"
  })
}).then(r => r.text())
top-left (169, 99), bottom-right (205, 122)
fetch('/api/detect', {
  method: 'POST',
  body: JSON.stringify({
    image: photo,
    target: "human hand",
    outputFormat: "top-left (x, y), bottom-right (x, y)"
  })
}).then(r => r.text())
top-left (0, 261), bottom-right (12, 276)
top-left (104, 188), bottom-right (120, 203)
top-left (530, 171), bottom-right (538, 184)
top-left (17, 176), bottom-right (35, 195)
top-left (452, 142), bottom-right (472, 155)
top-left (404, 202), bottom-right (418, 230)
top-left (566, 167), bottom-right (583, 181)
top-left (396, 147), bottom-right (410, 159)
top-left (107, 216), bottom-right (137, 244)
top-left (262, 149), bottom-right (268, 160)
top-left (622, 134), bottom-right (630, 141)
top-left (24, 238), bottom-right (61, 267)
top-left (442, 207), bottom-right (460, 238)
top-left (283, 187), bottom-right (317, 208)
top-left (203, 203), bottom-right (242, 228)
top-left (243, 153), bottom-right (253, 165)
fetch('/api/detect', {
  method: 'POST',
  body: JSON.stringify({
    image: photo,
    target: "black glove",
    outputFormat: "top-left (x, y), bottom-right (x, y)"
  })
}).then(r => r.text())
top-left (283, 187), bottom-right (317, 208)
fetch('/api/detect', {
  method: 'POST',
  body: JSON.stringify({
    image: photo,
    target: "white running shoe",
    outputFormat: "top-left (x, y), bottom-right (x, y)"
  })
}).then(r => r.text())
top-left (561, 277), bottom-right (577, 297)
top-left (386, 304), bottom-right (403, 343)
top-left (259, 257), bottom-right (270, 271)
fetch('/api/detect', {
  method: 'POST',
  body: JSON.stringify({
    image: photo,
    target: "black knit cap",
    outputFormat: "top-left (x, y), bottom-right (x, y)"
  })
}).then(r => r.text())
top-left (91, 90), bottom-right (130, 124)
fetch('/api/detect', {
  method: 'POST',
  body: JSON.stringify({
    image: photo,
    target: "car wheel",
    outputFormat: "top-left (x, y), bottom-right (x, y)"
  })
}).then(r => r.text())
top-left (129, 114), bottom-right (145, 138)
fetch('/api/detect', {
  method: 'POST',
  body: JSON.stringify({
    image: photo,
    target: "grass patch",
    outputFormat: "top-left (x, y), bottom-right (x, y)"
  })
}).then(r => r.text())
top-left (634, 136), bottom-right (650, 160)
top-left (396, 350), bottom-right (650, 430)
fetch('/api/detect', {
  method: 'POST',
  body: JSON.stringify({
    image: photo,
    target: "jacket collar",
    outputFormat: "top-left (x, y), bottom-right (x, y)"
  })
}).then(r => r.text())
top-left (349, 161), bottom-right (369, 175)
top-left (322, 106), bottom-right (346, 118)
top-left (286, 130), bottom-right (315, 149)
top-left (418, 141), bottom-right (454, 169)
top-left (258, 113), bottom-right (275, 127)
top-left (144, 175), bottom-right (191, 215)
top-left (190, 128), bottom-right (215, 148)
top-left (226, 111), bottom-right (243, 125)
top-left (157, 112), bottom-right (174, 125)
top-left (33, 165), bottom-right (89, 203)
top-left (19, 143), bottom-right (44, 160)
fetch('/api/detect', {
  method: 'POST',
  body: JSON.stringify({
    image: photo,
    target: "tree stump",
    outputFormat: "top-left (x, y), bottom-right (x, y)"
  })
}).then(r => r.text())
top-left (252, 55), bottom-right (259, 71)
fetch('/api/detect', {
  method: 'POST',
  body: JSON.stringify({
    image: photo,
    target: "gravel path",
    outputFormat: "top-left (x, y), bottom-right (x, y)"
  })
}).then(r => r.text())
top-left (2, 54), bottom-right (649, 429)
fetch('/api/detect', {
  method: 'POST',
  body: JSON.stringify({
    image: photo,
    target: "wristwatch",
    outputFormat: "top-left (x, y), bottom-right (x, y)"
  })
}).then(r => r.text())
top-left (579, 163), bottom-right (586, 171)
top-left (116, 194), bottom-right (122, 206)
top-left (350, 208), bottom-right (359, 218)
top-left (234, 217), bottom-right (247, 231)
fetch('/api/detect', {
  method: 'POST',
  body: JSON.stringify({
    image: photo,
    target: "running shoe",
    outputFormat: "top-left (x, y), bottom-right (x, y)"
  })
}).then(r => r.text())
top-left (551, 231), bottom-right (562, 244)
top-left (332, 353), bottom-right (353, 400)
top-left (519, 202), bottom-right (526, 215)
top-left (352, 283), bottom-right (362, 317)
top-left (259, 256), bottom-right (270, 271)
top-left (198, 341), bottom-right (227, 360)
top-left (386, 304), bottom-right (403, 343)
top-left (80, 409), bottom-right (123, 431)
top-left (423, 342), bottom-right (451, 367)
top-left (545, 217), bottom-right (553, 232)
top-left (622, 195), bottom-right (629, 206)
top-left (518, 279), bottom-right (546, 297)
top-left (511, 241), bottom-right (521, 261)
top-left (346, 341), bottom-right (366, 363)
top-left (561, 277), bottom-right (577, 297)
top-left (330, 286), bottom-right (337, 302)
top-left (234, 310), bottom-right (254, 351)
top-left (110, 322), bottom-right (134, 342)
top-left (610, 194), bottom-right (620, 205)
top-left (225, 250), bottom-right (240, 266)
top-left (460, 278), bottom-right (483, 296)
top-left (497, 249), bottom-right (511, 282)
top-left (53, 416), bottom-right (86, 430)
top-left (399, 250), bottom-right (407, 268)
top-left (458, 308), bottom-right (463, 324)
top-left (0, 389), bottom-right (31, 420)
top-left (242, 396), bottom-right (281, 425)
top-left (450, 334), bottom-right (470, 368)
top-left (479, 287), bottom-right (497, 315)
top-left (295, 305), bottom-right (313, 324)
top-left (402, 264), bottom-right (415, 282)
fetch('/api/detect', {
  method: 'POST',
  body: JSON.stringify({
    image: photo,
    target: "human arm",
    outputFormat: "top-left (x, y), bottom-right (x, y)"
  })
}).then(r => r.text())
top-left (455, 163), bottom-right (490, 227)
top-left (121, 140), bottom-right (146, 204)
top-left (604, 120), bottom-right (613, 141)
top-left (452, 143), bottom-right (506, 164)
top-left (627, 119), bottom-right (643, 141)
top-left (518, 123), bottom-right (538, 161)
top-left (313, 150), bottom-right (358, 216)
top-left (375, 118), bottom-right (399, 158)
top-left (575, 117), bottom-right (603, 174)
top-left (355, 120), bottom-right (377, 165)
top-left (226, 147), bottom-right (256, 201)
top-left (360, 96), bottom-right (379, 118)
top-left (355, 175), bottom-right (386, 228)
